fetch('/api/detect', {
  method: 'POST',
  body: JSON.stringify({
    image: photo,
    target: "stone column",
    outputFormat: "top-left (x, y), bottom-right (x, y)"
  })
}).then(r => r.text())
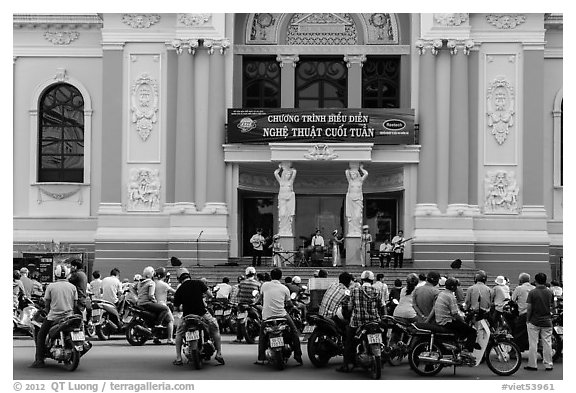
top-left (344, 55), bottom-right (366, 107)
top-left (276, 55), bottom-right (299, 108)
top-left (173, 39), bottom-right (198, 212)
top-left (193, 46), bottom-right (210, 210)
top-left (447, 40), bottom-right (474, 215)
top-left (415, 39), bottom-right (442, 215)
top-left (205, 39), bottom-right (229, 213)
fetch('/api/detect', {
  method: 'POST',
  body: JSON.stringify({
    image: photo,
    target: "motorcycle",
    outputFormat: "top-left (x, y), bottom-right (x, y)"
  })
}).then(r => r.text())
top-left (209, 298), bottom-right (235, 334)
top-left (91, 298), bottom-right (124, 340)
top-left (551, 296), bottom-right (563, 360)
top-left (261, 316), bottom-right (297, 370)
top-left (124, 303), bottom-right (172, 346)
top-left (381, 314), bottom-right (415, 366)
top-left (181, 314), bottom-right (216, 369)
top-left (286, 288), bottom-right (310, 333)
top-left (349, 320), bottom-right (387, 379)
top-left (408, 312), bottom-right (522, 377)
top-left (13, 296), bottom-right (40, 338)
top-left (306, 312), bottom-right (346, 367)
top-left (236, 289), bottom-right (261, 344)
top-left (32, 312), bottom-right (92, 371)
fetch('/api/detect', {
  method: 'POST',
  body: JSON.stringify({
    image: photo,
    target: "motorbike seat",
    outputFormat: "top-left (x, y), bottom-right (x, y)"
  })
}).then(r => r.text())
top-left (263, 316), bottom-right (288, 325)
top-left (48, 314), bottom-right (83, 338)
top-left (413, 322), bottom-right (454, 335)
top-left (182, 314), bottom-right (210, 330)
top-left (130, 305), bottom-right (158, 320)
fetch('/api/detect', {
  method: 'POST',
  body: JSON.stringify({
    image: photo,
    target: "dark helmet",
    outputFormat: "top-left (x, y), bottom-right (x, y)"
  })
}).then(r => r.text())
top-left (155, 266), bottom-right (167, 279)
top-left (474, 270), bottom-right (487, 283)
top-left (13, 270), bottom-right (21, 280)
top-left (176, 268), bottom-right (190, 281)
top-left (445, 277), bottom-right (459, 291)
top-left (68, 258), bottom-right (83, 269)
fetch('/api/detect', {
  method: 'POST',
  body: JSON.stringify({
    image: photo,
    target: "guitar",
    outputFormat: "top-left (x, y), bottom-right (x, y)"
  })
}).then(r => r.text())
top-left (392, 237), bottom-right (414, 252)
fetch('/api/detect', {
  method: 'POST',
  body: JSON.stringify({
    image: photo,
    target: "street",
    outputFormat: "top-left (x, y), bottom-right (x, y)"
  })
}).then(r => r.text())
top-left (13, 334), bottom-right (563, 381)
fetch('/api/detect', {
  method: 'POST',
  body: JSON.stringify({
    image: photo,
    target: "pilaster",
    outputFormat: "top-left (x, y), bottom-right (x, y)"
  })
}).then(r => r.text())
top-left (344, 54), bottom-right (366, 107)
top-left (276, 54), bottom-right (299, 108)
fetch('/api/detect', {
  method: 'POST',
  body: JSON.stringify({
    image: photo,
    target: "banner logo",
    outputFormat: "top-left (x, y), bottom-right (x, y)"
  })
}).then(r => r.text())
top-left (383, 119), bottom-right (406, 131)
top-left (237, 117), bottom-right (257, 133)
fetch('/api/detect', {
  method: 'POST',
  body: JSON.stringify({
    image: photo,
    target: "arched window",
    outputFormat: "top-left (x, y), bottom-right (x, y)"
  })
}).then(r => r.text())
top-left (295, 57), bottom-right (348, 108)
top-left (38, 83), bottom-right (84, 183)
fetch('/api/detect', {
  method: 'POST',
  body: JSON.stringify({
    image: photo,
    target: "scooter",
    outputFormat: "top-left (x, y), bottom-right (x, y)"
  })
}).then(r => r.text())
top-left (261, 316), bottom-right (297, 370)
top-left (124, 303), bottom-right (172, 346)
top-left (235, 290), bottom-right (261, 344)
top-left (181, 314), bottom-right (216, 369)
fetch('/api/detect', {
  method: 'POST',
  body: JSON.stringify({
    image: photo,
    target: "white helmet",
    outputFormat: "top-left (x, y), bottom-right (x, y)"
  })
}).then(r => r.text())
top-left (133, 274), bottom-right (142, 281)
top-left (360, 270), bottom-right (374, 281)
top-left (54, 264), bottom-right (70, 279)
top-left (142, 266), bottom-right (155, 279)
top-left (245, 266), bottom-right (256, 276)
top-left (292, 276), bottom-right (301, 284)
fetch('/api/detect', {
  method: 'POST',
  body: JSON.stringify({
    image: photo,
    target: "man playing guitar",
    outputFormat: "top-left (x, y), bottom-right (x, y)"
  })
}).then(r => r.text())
top-left (250, 228), bottom-right (266, 266)
top-left (391, 230), bottom-right (412, 268)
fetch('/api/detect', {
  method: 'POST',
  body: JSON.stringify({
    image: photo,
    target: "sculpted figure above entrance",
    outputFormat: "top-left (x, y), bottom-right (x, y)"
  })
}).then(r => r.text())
top-left (274, 161), bottom-right (297, 236)
top-left (345, 162), bottom-right (368, 236)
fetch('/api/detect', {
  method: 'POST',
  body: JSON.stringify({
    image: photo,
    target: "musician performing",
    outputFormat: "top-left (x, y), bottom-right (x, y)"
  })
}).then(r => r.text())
top-left (391, 230), bottom-right (413, 268)
top-left (310, 229), bottom-right (325, 267)
top-left (249, 228), bottom-right (266, 266)
top-left (331, 229), bottom-right (344, 267)
top-left (360, 225), bottom-right (372, 267)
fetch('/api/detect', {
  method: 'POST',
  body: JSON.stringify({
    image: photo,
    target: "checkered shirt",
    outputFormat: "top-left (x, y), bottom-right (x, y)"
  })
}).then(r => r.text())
top-left (319, 282), bottom-right (349, 318)
top-left (349, 283), bottom-right (383, 327)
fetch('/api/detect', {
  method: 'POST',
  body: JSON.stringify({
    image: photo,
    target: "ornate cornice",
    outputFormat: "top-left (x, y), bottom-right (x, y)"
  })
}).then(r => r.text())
top-left (485, 14), bottom-right (527, 29)
top-left (276, 54), bottom-right (300, 68)
top-left (203, 39), bottom-right (231, 55)
top-left (121, 14), bottom-right (161, 29)
top-left (415, 39), bottom-right (443, 55)
top-left (344, 54), bottom-right (367, 68)
top-left (43, 30), bottom-right (80, 45)
top-left (14, 14), bottom-right (102, 29)
top-left (171, 39), bottom-right (200, 55)
top-left (446, 39), bottom-right (474, 55)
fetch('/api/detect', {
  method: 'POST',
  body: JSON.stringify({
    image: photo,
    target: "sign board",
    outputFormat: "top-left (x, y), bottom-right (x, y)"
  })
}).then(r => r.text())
top-left (227, 108), bottom-right (416, 145)
top-left (18, 252), bottom-right (84, 283)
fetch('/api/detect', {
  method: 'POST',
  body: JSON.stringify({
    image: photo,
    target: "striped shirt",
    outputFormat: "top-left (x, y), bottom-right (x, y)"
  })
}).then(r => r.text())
top-left (237, 278), bottom-right (261, 304)
top-left (349, 283), bottom-right (383, 327)
top-left (319, 282), bottom-right (349, 318)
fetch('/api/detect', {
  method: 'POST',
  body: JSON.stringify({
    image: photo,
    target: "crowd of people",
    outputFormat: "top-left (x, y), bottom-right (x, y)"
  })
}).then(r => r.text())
top-left (15, 257), bottom-right (562, 373)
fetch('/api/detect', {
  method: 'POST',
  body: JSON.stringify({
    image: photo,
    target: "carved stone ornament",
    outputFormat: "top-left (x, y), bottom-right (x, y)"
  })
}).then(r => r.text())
top-left (127, 168), bottom-right (161, 211)
top-left (287, 13), bottom-right (357, 45)
top-left (37, 187), bottom-right (82, 204)
top-left (43, 30), bottom-right (79, 45)
top-left (178, 13), bottom-right (211, 27)
top-left (54, 68), bottom-right (68, 82)
top-left (485, 14), bottom-right (527, 29)
top-left (415, 39), bottom-right (443, 55)
top-left (434, 13), bottom-right (469, 26)
top-left (130, 74), bottom-right (159, 142)
top-left (367, 13), bottom-right (395, 42)
top-left (487, 76), bottom-right (515, 145)
top-left (484, 170), bottom-right (519, 214)
top-left (304, 144), bottom-right (338, 160)
top-left (121, 14), bottom-right (160, 29)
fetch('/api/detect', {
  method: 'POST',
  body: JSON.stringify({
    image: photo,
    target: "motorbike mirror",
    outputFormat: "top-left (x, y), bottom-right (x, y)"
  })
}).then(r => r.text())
top-left (344, 289), bottom-right (351, 296)
top-left (393, 298), bottom-right (399, 305)
top-left (290, 292), bottom-right (297, 300)
top-left (252, 289), bottom-right (259, 297)
top-left (302, 285), bottom-right (308, 291)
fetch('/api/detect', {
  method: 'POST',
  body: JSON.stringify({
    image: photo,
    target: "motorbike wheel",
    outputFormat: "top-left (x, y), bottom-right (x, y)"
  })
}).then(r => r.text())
top-left (551, 331), bottom-right (563, 362)
top-left (125, 321), bottom-right (147, 346)
top-left (96, 325), bottom-right (108, 341)
top-left (273, 349), bottom-right (285, 371)
top-left (307, 331), bottom-right (335, 368)
top-left (242, 317), bottom-right (260, 344)
top-left (191, 349), bottom-right (203, 370)
top-left (63, 348), bottom-right (81, 372)
top-left (485, 338), bottom-right (522, 376)
top-left (369, 355), bottom-right (382, 380)
top-left (85, 322), bottom-right (95, 338)
top-left (408, 339), bottom-right (444, 376)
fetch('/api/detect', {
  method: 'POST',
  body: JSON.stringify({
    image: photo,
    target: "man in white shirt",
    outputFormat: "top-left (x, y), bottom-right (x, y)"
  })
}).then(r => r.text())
top-left (255, 268), bottom-right (303, 366)
top-left (511, 272), bottom-right (535, 350)
top-left (373, 273), bottom-right (389, 306)
top-left (101, 268), bottom-right (123, 328)
top-left (214, 277), bottom-right (232, 299)
top-left (250, 228), bottom-right (266, 267)
top-left (311, 229), bottom-right (325, 247)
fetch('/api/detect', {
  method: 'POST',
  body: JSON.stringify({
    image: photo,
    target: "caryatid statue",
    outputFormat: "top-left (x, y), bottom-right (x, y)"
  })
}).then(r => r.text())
top-left (345, 162), bottom-right (368, 236)
top-left (274, 162), bottom-right (297, 236)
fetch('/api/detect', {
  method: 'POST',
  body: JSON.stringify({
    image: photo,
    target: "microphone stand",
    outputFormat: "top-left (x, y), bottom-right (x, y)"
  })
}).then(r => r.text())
top-left (196, 230), bottom-right (204, 267)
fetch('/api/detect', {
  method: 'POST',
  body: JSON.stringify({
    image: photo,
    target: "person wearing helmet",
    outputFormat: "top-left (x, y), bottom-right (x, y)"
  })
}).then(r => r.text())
top-left (464, 270), bottom-right (493, 317)
top-left (19, 267), bottom-right (34, 298)
top-left (229, 275), bottom-right (244, 305)
top-left (412, 271), bottom-right (441, 322)
top-left (172, 267), bottom-right (225, 366)
top-left (101, 268), bottom-right (124, 328)
top-left (232, 267), bottom-right (262, 343)
top-left (154, 267), bottom-right (176, 344)
top-left (136, 266), bottom-right (170, 329)
top-left (430, 277), bottom-right (479, 358)
top-left (337, 270), bottom-right (384, 373)
top-left (30, 264), bottom-right (78, 368)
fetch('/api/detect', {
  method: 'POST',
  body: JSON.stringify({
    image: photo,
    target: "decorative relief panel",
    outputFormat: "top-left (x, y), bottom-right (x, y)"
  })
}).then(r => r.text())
top-left (247, 13), bottom-right (281, 44)
top-left (433, 13), bottom-right (469, 26)
top-left (121, 14), bottom-right (160, 28)
top-left (304, 144), bottom-right (338, 160)
top-left (178, 13), bottom-right (211, 27)
top-left (127, 168), bottom-right (161, 211)
top-left (487, 76), bottom-right (515, 145)
top-left (130, 73), bottom-right (159, 142)
top-left (485, 14), bottom-right (526, 29)
top-left (43, 31), bottom-right (79, 45)
top-left (484, 170), bottom-right (519, 214)
top-left (362, 13), bottom-right (398, 44)
top-left (286, 13), bottom-right (357, 45)
top-left (37, 187), bottom-right (83, 204)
